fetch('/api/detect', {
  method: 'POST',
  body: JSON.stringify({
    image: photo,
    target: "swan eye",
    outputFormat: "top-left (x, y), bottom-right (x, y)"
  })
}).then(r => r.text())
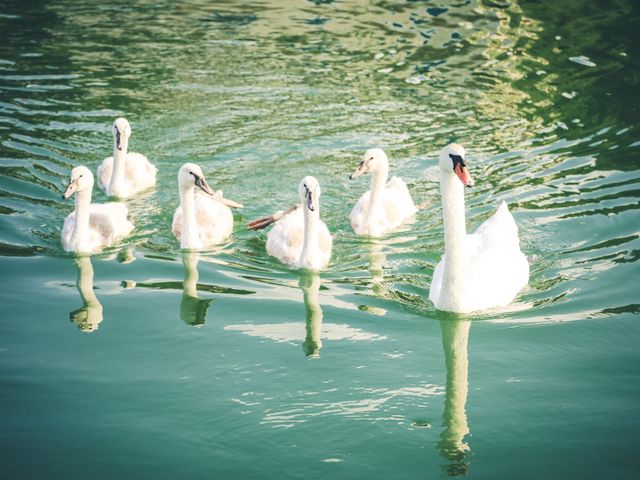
top-left (449, 153), bottom-right (466, 169)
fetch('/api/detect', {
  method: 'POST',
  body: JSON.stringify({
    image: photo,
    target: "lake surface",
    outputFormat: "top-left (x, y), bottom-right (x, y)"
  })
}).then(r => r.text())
top-left (1, 0), bottom-right (639, 478)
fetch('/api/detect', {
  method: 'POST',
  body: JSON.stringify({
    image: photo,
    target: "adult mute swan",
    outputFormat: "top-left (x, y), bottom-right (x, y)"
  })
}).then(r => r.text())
top-left (172, 163), bottom-right (243, 250)
top-left (61, 166), bottom-right (134, 254)
top-left (428, 144), bottom-right (529, 313)
top-left (247, 176), bottom-right (332, 271)
top-left (97, 117), bottom-right (157, 198)
top-left (349, 148), bottom-right (417, 237)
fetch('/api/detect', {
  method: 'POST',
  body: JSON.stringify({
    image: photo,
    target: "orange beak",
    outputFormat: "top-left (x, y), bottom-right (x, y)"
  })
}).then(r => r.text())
top-left (455, 163), bottom-right (474, 187)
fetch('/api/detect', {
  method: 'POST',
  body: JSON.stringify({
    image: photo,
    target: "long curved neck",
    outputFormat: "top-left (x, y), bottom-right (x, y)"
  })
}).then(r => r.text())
top-left (108, 138), bottom-right (128, 197)
top-left (73, 188), bottom-right (92, 252)
top-left (438, 319), bottom-right (471, 461)
top-left (367, 164), bottom-right (388, 221)
top-left (300, 205), bottom-right (320, 267)
top-left (180, 185), bottom-right (201, 249)
top-left (440, 172), bottom-right (467, 294)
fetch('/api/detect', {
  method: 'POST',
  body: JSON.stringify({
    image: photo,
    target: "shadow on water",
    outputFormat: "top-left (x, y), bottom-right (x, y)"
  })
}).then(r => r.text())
top-left (69, 255), bottom-right (103, 332)
top-left (300, 271), bottom-right (324, 357)
top-left (438, 317), bottom-right (472, 476)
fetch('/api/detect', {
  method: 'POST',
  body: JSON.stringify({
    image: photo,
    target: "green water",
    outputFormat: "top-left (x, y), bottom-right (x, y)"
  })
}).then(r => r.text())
top-left (1, 0), bottom-right (639, 478)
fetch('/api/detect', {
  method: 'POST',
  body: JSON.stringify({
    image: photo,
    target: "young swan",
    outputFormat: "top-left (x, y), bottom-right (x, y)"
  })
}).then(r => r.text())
top-left (428, 144), bottom-right (529, 313)
top-left (172, 163), bottom-right (243, 250)
top-left (97, 117), bottom-right (157, 198)
top-left (61, 166), bottom-right (134, 253)
top-left (247, 176), bottom-right (332, 271)
top-left (349, 148), bottom-right (417, 237)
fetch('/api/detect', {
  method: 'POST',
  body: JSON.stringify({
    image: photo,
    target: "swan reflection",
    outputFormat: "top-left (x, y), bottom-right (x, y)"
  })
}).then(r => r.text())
top-left (438, 318), bottom-right (471, 476)
top-left (357, 241), bottom-right (387, 316)
top-left (180, 251), bottom-right (212, 326)
top-left (69, 256), bottom-right (103, 332)
top-left (299, 272), bottom-right (324, 357)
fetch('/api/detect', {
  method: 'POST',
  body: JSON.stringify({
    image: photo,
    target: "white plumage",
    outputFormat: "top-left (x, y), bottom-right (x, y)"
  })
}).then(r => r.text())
top-left (428, 144), bottom-right (529, 313)
top-left (172, 162), bottom-right (241, 250)
top-left (249, 176), bottom-right (332, 271)
top-left (97, 118), bottom-right (157, 198)
top-left (61, 166), bottom-right (134, 254)
top-left (349, 148), bottom-right (417, 237)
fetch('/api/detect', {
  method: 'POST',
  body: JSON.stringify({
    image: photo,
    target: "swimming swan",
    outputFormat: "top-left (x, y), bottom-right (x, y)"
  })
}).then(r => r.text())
top-left (349, 148), bottom-right (417, 237)
top-left (428, 144), bottom-right (529, 313)
top-left (247, 176), bottom-right (332, 271)
top-left (97, 117), bottom-right (157, 198)
top-left (172, 163), bottom-right (243, 250)
top-left (61, 166), bottom-right (134, 253)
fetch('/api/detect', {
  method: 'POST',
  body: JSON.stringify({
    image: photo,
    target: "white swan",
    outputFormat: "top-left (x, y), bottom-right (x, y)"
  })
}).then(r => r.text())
top-left (97, 117), bottom-right (157, 198)
top-left (61, 166), bottom-right (134, 254)
top-left (172, 163), bottom-right (243, 250)
top-left (247, 176), bottom-right (332, 271)
top-left (349, 148), bottom-right (417, 237)
top-left (428, 144), bottom-right (529, 313)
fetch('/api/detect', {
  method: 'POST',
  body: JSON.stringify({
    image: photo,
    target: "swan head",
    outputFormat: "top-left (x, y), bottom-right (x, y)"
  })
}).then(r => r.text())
top-left (62, 166), bottom-right (94, 199)
top-left (299, 176), bottom-right (321, 212)
top-left (112, 117), bottom-right (132, 151)
top-left (178, 162), bottom-right (215, 195)
top-left (439, 144), bottom-right (474, 187)
top-left (350, 148), bottom-right (388, 179)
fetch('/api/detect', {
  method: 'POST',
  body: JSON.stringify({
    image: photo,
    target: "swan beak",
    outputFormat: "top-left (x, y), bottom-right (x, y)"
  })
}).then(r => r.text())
top-left (62, 181), bottom-right (78, 199)
top-left (349, 161), bottom-right (366, 180)
top-left (455, 163), bottom-right (474, 188)
top-left (115, 130), bottom-right (123, 151)
top-left (194, 174), bottom-right (215, 195)
top-left (306, 190), bottom-right (315, 211)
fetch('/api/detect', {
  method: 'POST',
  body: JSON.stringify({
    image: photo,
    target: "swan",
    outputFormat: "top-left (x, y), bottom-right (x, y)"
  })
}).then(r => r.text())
top-left (247, 176), bottom-right (332, 271)
top-left (97, 117), bottom-right (157, 198)
top-left (61, 166), bottom-right (134, 254)
top-left (349, 148), bottom-right (417, 237)
top-left (172, 162), bottom-right (243, 250)
top-left (428, 144), bottom-right (529, 313)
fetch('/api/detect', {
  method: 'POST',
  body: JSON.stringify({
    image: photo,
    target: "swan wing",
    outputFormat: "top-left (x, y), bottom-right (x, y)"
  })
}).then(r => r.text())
top-left (350, 190), bottom-right (371, 235)
top-left (194, 193), bottom-right (234, 246)
top-left (97, 156), bottom-right (113, 193)
top-left (124, 152), bottom-right (157, 192)
top-left (266, 208), bottom-right (305, 266)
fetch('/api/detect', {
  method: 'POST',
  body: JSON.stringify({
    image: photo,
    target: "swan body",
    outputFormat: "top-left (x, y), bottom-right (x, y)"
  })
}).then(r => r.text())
top-left (97, 118), bottom-right (157, 198)
top-left (61, 166), bottom-right (134, 254)
top-left (349, 148), bottom-right (417, 237)
top-left (428, 144), bottom-right (529, 313)
top-left (172, 163), bottom-right (241, 250)
top-left (249, 176), bottom-right (332, 271)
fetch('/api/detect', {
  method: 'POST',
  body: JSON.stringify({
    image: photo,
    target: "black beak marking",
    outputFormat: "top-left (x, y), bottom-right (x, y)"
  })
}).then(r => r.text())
top-left (306, 187), bottom-right (314, 211)
top-left (449, 153), bottom-right (466, 172)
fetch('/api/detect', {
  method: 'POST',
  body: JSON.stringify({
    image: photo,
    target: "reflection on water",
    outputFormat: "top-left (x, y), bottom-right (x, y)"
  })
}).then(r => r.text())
top-left (438, 318), bottom-right (471, 476)
top-left (180, 251), bottom-right (212, 327)
top-left (69, 256), bottom-right (103, 332)
top-left (300, 272), bottom-right (323, 357)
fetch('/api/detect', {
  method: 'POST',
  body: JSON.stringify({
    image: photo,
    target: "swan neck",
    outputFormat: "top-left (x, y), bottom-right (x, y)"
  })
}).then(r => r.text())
top-left (367, 165), bottom-right (388, 218)
top-left (108, 140), bottom-right (128, 197)
top-left (300, 205), bottom-right (320, 267)
top-left (180, 185), bottom-right (200, 249)
top-left (441, 172), bottom-right (467, 291)
top-left (73, 189), bottom-right (91, 252)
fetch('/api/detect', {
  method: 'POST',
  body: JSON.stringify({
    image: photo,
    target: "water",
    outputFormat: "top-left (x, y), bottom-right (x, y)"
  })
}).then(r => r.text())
top-left (1, 0), bottom-right (639, 478)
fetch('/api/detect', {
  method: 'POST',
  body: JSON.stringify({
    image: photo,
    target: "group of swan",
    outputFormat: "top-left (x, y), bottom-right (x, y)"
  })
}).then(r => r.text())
top-left (60, 118), bottom-right (529, 313)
